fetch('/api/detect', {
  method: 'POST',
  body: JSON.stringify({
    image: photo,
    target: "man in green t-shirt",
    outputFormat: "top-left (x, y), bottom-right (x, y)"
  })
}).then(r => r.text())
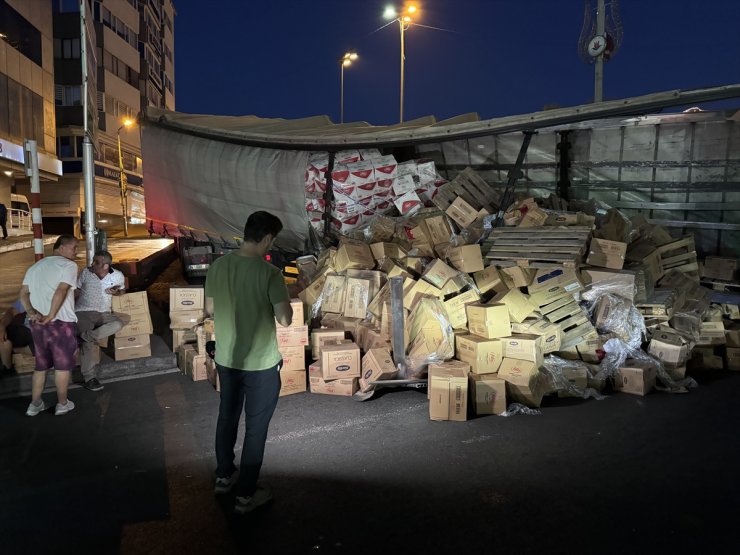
top-left (205, 211), bottom-right (293, 515)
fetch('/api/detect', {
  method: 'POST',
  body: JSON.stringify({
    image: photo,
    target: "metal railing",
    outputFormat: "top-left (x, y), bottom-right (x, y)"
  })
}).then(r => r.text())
top-left (8, 209), bottom-right (32, 233)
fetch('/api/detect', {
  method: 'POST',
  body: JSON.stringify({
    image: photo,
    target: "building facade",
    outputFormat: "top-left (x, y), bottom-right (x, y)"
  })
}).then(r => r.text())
top-left (0, 0), bottom-right (63, 235)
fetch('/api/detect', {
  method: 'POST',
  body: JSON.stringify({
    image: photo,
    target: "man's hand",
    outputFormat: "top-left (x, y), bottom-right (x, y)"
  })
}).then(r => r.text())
top-left (105, 285), bottom-right (124, 295)
top-left (27, 309), bottom-right (45, 325)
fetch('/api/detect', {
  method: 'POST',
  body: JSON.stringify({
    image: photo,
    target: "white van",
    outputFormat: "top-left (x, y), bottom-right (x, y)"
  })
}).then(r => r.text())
top-left (8, 193), bottom-right (32, 236)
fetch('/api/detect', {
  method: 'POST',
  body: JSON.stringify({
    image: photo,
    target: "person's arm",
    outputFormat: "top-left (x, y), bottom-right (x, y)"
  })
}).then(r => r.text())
top-left (273, 300), bottom-right (293, 327)
top-left (269, 269), bottom-right (292, 327)
top-left (19, 285), bottom-right (40, 323)
top-left (39, 283), bottom-right (72, 325)
top-left (205, 296), bottom-right (214, 318)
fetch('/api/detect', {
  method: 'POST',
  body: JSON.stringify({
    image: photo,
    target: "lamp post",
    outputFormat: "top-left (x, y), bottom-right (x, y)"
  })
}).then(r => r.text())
top-left (339, 51), bottom-right (358, 124)
top-left (117, 118), bottom-right (134, 237)
top-left (384, 4), bottom-right (417, 123)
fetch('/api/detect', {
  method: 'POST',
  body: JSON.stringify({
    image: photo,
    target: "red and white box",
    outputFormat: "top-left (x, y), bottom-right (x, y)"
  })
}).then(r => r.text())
top-left (393, 174), bottom-right (417, 196)
top-left (394, 190), bottom-right (423, 216)
top-left (397, 160), bottom-right (417, 177)
top-left (331, 164), bottom-right (351, 192)
top-left (373, 155), bottom-right (398, 181)
top-left (335, 149), bottom-right (361, 164)
top-left (416, 159), bottom-right (437, 186)
top-left (359, 148), bottom-right (382, 161)
top-left (352, 181), bottom-right (377, 201)
top-left (348, 160), bottom-right (376, 187)
top-left (330, 214), bottom-right (362, 234)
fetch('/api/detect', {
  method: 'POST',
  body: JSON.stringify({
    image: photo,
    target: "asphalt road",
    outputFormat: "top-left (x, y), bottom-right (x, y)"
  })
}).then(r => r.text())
top-left (1, 368), bottom-right (739, 554)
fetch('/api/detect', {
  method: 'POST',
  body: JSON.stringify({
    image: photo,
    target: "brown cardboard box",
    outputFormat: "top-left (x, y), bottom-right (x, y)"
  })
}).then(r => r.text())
top-left (554, 366), bottom-right (589, 398)
top-left (378, 259), bottom-right (411, 279)
top-left (648, 330), bottom-right (688, 366)
top-left (469, 373), bottom-right (507, 415)
top-left (176, 343), bottom-right (195, 372)
top-left (299, 274), bottom-right (327, 318)
top-left (445, 196), bottom-right (478, 229)
top-left (725, 347), bottom-right (740, 371)
top-left (497, 357), bottom-right (544, 408)
top-left (697, 322), bottom-right (726, 346)
top-left (334, 241), bottom-right (375, 272)
top-left (500, 334), bottom-right (543, 365)
top-left (184, 348), bottom-right (208, 381)
top-left (279, 370), bottom-right (307, 396)
top-left (279, 344), bottom-right (306, 371)
top-left (321, 275), bottom-right (347, 314)
top-left (342, 278), bottom-right (372, 319)
top-left (114, 334), bottom-right (152, 361)
top-left (443, 289), bottom-right (481, 330)
top-left (455, 334), bottom-right (503, 374)
top-left (363, 328), bottom-right (392, 352)
top-left (169, 309), bottom-right (206, 330)
top-left (370, 242), bottom-right (407, 261)
top-left (519, 205), bottom-right (548, 227)
top-left (510, 318), bottom-right (561, 354)
top-left (310, 329), bottom-right (346, 360)
top-left (169, 285), bottom-right (205, 311)
top-left (527, 268), bottom-right (583, 306)
top-left (703, 256), bottom-right (739, 281)
top-left (276, 299), bottom-right (305, 328)
top-left (422, 259), bottom-right (460, 289)
top-left (473, 266), bottom-right (506, 295)
top-left (500, 266), bottom-right (535, 289)
top-left (308, 363), bottom-right (358, 396)
top-left (447, 245), bottom-right (484, 273)
top-left (581, 269), bottom-right (636, 302)
top-left (428, 363), bottom-right (469, 421)
top-left (203, 317), bottom-right (215, 334)
top-left (320, 342), bottom-right (361, 380)
top-left (276, 325), bottom-right (309, 348)
top-left (614, 362), bottom-right (657, 396)
top-left (586, 238), bottom-right (627, 270)
top-left (466, 303), bottom-right (511, 339)
top-left (576, 336), bottom-right (604, 363)
top-left (112, 291), bottom-right (149, 313)
top-left (726, 326), bottom-right (740, 348)
top-left (360, 348), bottom-right (398, 391)
top-left (172, 329), bottom-right (197, 351)
top-left (423, 215), bottom-right (454, 245)
top-left (12, 353), bottom-right (36, 373)
top-left (490, 289), bottom-right (536, 324)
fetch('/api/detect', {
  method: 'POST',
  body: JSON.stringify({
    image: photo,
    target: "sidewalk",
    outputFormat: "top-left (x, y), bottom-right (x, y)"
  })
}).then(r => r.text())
top-left (0, 233), bottom-right (57, 254)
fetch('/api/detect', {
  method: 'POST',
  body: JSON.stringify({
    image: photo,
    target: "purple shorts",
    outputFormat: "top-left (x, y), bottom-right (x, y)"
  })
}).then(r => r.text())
top-left (30, 321), bottom-right (78, 371)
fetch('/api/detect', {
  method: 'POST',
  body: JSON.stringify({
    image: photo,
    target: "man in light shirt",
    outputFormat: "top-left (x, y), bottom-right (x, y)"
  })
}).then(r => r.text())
top-left (20, 234), bottom-right (80, 416)
top-left (76, 250), bottom-right (126, 392)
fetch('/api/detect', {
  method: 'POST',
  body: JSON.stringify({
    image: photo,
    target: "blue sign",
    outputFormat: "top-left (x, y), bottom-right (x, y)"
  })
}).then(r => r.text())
top-left (94, 163), bottom-right (143, 186)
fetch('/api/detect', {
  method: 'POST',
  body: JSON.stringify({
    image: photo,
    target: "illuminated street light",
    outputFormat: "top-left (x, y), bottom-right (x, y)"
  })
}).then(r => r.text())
top-left (117, 118), bottom-right (134, 237)
top-left (340, 51), bottom-right (358, 124)
top-left (383, 4), bottom-right (419, 123)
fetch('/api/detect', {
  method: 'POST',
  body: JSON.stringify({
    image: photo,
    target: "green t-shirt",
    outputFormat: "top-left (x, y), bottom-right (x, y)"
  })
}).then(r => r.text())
top-left (205, 253), bottom-right (289, 371)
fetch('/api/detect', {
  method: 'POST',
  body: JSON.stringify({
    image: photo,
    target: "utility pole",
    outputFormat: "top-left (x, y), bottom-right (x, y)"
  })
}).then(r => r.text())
top-left (594, 0), bottom-right (606, 103)
top-left (80, 0), bottom-right (96, 265)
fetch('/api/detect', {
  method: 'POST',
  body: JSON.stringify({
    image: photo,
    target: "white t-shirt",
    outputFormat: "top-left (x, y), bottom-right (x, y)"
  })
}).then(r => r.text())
top-left (76, 267), bottom-right (126, 313)
top-left (22, 256), bottom-right (78, 323)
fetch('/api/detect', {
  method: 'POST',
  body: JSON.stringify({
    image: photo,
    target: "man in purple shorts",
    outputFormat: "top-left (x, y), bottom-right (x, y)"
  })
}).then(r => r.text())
top-left (20, 234), bottom-right (80, 416)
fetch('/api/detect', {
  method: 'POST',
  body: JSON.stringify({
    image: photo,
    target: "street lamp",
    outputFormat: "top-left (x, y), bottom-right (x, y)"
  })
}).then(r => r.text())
top-left (384, 4), bottom-right (418, 123)
top-left (339, 51), bottom-right (358, 124)
top-left (117, 118), bottom-right (134, 237)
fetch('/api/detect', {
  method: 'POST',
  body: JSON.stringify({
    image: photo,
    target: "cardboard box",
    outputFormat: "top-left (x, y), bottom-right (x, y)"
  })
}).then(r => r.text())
top-left (169, 309), bottom-right (206, 330)
top-left (299, 274), bottom-right (327, 318)
top-left (586, 238), bottom-right (627, 270)
top-left (343, 277), bottom-right (372, 319)
top-left (469, 373), bottom-right (507, 415)
top-left (428, 363), bottom-right (469, 421)
top-left (496, 358), bottom-right (544, 408)
top-left (614, 362), bottom-right (657, 396)
top-left (169, 285), bottom-right (205, 311)
top-left (447, 245), bottom-right (484, 273)
top-left (443, 289), bottom-right (481, 330)
top-left (112, 291), bottom-right (149, 314)
top-left (370, 242), bottom-right (407, 261)
top-left (321, 275), bottom-right (347, 314)
top-left (648, 331), bottom-right (688, 365)
top-left (519, 205), bottom-right (548, 227)
top-left (697, 321), bottom-right (726, 346)
top-left (726, 347), bottom-right (740, 371)
top-left (276, 325), bottom-right (309, 348)
top-left (527, 268), bottom-right (583, 306)
top-left (445, 196), bottom-right (478, 229)
top-left (490, 289), bottom-right (536, 324)
top-left (172, 329), bottom-right (197, 350)
top-left (422, 259), bottom-right (460, 289)
top-left (726, 326), bottom-right (740, 348)
top-left (510, 318), bottom-right (561, 354)
top-left (12, 353), bottom-right (36, 373)
top-left (116, 312), bottom-right (154, 337)
top-left (360, 348), bottom-right (398, 391)
top-left (310, 329), bottom-right (346, 360)
top-left (423, 215), bottom-right (454, 245)
top-left (554, 366), bottom-right (589, 398)
top-left (455, 334), bottom-right (503, 374)
top-left (473, 266), bottom-right (506, 295)
top-left (320, 342), bottom-right (361, 380)
top-left (203, 318), bottom-right (215, 334)
top-left (466, 303), bottom-right (511, 339)
top-left (500, 334), bottom-right (543, 365)
top-left (576, 336), bottom-right (604, 363)
top-left (703, 256), bottom-right (738, 281)
top-left (114, 334), bottom-right (152, 361)
top-left (499, 266), bottom-right (535, 289)
top-left (334, 242), bottom-right (375, 272)
top-left (308, 363), bottom-right (358, 396)
top-left (276, 299), bottom-right (305, 328)
top-left (279, 344), bottom-right (306, 371)
top-left (280, 370), bottom-right (307, 397)
top-left (184, 348), bottom-right (208, 381)
top-left (176, 343), bottom-right (195, 372)
top-left (581, 269), bottom-right (636, 302)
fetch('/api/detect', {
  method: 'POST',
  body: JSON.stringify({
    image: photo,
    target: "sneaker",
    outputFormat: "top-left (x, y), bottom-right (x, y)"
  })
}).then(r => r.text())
top-left (234, 486), bottom-right (273, 514)
top-left (26, 400), bottom-right (46, 416)
top-left (214, 469), bottom-right (239, 494)
top-left (55, 400), bottom-right (75, 416)
top-left (84, 378), bottom-right (104, 392)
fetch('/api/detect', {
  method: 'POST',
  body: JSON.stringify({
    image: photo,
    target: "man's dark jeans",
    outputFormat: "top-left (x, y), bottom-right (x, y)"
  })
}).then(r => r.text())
top-left (215, 361), bottom-right (282, 497)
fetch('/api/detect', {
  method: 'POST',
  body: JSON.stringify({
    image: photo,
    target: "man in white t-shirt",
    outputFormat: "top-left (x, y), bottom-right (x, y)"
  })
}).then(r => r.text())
top-left (20, 234), bottom-right (80, 417)
top-left (76, 250), bottom-right (126, 392)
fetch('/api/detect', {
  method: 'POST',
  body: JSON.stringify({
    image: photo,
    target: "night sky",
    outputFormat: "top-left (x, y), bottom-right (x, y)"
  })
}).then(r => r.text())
top-left (172, 0), bottom-right (740, 125)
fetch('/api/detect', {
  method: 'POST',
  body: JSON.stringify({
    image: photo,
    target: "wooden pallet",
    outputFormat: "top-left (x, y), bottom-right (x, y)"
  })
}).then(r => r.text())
top-left (484, 226), bottom-right (592, 268)
top-left (539, 296), bottom-right (597, 347)
top-left (432, 167), bottom-right (500, 213)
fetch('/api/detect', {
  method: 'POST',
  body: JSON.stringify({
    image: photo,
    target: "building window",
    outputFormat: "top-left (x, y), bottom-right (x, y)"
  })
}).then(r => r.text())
top-left (55, 85), bottom-right (82, 106)
top-left (54, 38), bottom-right (81, 59)
top-left (53, 0), bottom-right (80, 12)
top-left (58, 136), bottom-right (73, 158)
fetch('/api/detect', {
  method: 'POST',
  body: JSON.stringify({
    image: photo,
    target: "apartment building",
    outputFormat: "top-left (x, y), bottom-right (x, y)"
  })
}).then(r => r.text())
top-left (0, 0), bottom-right (62, 234)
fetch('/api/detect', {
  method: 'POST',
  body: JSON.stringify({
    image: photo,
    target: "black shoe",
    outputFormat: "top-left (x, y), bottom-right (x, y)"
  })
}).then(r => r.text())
top-left (84, 378), bottom-right (104, 392)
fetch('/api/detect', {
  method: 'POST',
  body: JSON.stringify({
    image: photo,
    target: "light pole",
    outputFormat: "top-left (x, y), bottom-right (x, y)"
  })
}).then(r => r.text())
top-left (117, 118), bottom-right (134, 237)
top-left (384, 4), bottom-right (417, 123)
top-left (340, 51), bottom-right (358, 124)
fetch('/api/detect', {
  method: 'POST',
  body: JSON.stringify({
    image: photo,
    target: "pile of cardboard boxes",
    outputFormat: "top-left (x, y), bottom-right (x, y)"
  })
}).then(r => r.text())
top-left (170, 285), bottom-right (208, 381)
top-left (277, 300), bottom-right (309, 396)
top-left (112, 291), bottom-right (153, 361)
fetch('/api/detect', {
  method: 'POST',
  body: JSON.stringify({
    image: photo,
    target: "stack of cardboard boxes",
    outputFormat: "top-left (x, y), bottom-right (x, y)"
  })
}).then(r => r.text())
top-left (277, 299), bottom-right (309, 396)
top-left (112, 291), bottom-right (153, 361)
top-left (170, 285), bottom-right (207, 381)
